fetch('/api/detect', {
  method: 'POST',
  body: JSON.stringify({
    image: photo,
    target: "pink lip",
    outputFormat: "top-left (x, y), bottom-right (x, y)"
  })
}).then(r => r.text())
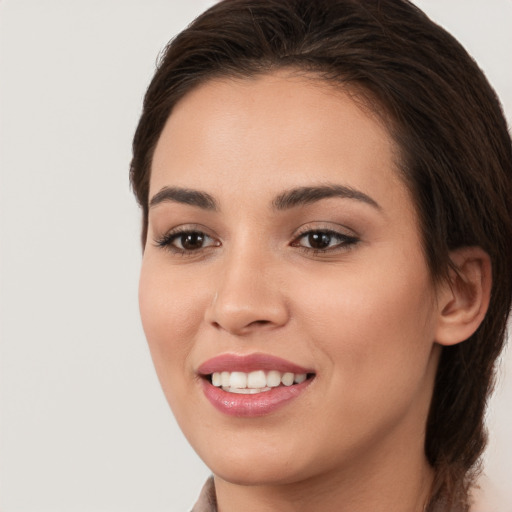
top-left (197, 353), bottom-right (313, 375)
top-left (197, 353), bottom-right (315, 417)
top-left (201, 379), bottom-right (313, 417)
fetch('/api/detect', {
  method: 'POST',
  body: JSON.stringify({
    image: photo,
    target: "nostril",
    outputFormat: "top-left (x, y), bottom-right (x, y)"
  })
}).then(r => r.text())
top-left (210, 318), bottom-right (273, 333)
top-left (249, 320), bottom-right (271, 327)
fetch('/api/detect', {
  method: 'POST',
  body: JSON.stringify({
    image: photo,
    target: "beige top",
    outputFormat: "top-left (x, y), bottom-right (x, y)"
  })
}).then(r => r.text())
top-left (191, 477), bottom-right (217, 512)
top-left (190, 475), bottom-right (509, 512)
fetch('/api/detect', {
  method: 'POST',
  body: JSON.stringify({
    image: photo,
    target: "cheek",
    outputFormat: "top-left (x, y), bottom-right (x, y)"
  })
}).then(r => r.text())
top-left (138, 259), bottom-right (205, 389)
top-left (293, 251), bottom-right (437, 401)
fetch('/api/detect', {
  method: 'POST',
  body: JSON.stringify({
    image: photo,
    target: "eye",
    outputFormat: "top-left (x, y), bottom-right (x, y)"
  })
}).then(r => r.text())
top-left (175, 231), bottom-right (210, 250)
top-left (155, 228), bottom-right (219, 254)
top-left (292, 229), bottom-right (358, 252)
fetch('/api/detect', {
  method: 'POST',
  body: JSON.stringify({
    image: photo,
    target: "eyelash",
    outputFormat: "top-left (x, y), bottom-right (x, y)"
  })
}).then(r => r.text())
top-left (154, 227), bottom-right (219, 256)
top-left (291, 228), bottom-right (359, 254)
top-left (154, 227), bottom-right (359, 255)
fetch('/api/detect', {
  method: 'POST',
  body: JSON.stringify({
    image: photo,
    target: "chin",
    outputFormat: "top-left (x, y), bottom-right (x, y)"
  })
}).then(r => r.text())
top-left (194, 433), bottom-right (314, 486)
top-left (210, 459), bottom-right (307, 487)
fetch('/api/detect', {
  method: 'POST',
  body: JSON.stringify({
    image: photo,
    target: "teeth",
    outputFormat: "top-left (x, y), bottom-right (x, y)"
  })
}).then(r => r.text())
top-left (221, 371), bottom-right (230, 387)
top-left (211, 372), bottom-right (222, 386)
top-left (247, 370), bottom-right (266, 388)
top-left (294, 373), bottom-right (307, 384)
top-left (267, 370), bottom-right (282, 388)
top-left (211, 370), bottom-right (309, 392)
top-left (281, 372), bottom-right (294, 386)
top-left (223, 387), bottom-right (272, 394)
top-left (229, 371), bottom-right (247, 389)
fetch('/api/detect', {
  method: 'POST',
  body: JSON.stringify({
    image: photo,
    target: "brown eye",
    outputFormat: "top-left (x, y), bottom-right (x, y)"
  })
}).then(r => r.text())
top-left (307, 232), bottom-right (332, 250)
top-left (292, 229), bottom-right (359, 252)
top-left (156, 229), bottom-right (218, 253)
top-left (179, 232), bottom-right (206, 250)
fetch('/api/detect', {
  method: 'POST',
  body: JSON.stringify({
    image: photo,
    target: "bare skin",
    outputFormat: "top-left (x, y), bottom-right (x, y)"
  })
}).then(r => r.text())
top-left (139, 71), bottom-right (490, 512)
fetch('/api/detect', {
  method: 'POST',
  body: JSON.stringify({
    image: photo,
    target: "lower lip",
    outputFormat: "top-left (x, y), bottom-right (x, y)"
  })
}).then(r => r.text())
top-left (201, 378), bottom-right (313, 417)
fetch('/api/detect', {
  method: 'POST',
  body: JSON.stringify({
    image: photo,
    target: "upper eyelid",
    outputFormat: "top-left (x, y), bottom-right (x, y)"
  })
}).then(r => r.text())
top-left (155, 223), bottom-right (218, 239)
top-left (292, 221), bottom-right (359, 238)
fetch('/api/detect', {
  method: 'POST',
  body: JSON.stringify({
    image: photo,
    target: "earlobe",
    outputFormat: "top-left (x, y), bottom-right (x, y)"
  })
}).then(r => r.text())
top-left (435, 247), bottom-right (492, 346)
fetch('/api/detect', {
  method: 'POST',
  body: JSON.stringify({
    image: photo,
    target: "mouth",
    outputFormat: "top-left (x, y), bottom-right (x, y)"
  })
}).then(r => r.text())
top-left (203, 370), bottom-right (315, 394)
top-left (197, 353), bottom-right (316, 416)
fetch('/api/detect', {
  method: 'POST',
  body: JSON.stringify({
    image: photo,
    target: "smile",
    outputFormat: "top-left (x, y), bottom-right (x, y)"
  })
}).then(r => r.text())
top-left (198, 354), bottom-right (315, 416)
top-left (210, 370), bottom-right (308, 394)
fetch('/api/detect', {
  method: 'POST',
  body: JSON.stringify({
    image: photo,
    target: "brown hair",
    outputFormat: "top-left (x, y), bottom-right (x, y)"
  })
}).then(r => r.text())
top-left (130, 1), bottom-right (512, 509)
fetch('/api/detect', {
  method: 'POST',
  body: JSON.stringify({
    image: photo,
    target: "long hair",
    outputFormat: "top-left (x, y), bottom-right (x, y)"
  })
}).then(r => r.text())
top-left (130, 1), bottom-right (512, 508)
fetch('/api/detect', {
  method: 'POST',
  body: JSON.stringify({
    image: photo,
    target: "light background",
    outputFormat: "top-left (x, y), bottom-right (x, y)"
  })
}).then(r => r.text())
top-left (0, 1), bottom-right (510, 510)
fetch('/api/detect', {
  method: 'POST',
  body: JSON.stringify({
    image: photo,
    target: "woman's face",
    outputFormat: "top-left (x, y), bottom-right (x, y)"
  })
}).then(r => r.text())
top-left (139, 72), bottom-right (442, 485)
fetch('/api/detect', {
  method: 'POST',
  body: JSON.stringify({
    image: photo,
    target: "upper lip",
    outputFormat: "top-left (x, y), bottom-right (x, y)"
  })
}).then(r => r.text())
top-left (197, 353), bottom-right (314, 375)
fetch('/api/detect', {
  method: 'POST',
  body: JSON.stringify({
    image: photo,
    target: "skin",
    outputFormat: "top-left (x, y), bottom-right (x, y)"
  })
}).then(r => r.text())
top-left (139, 72), bottom-right (464, 511)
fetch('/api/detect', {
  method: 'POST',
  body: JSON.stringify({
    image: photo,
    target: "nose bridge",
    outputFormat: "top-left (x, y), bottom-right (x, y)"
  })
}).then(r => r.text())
top-left (206, 238), bottom-right (288, 334)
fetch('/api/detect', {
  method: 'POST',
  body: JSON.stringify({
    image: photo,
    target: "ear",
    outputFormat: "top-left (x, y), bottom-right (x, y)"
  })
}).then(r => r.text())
top-left (435, 247), bottom-right (492, 346)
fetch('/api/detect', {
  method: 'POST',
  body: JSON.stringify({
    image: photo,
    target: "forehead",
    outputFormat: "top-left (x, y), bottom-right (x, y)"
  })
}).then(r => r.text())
top-left (150, 71), bottom-right (409, 214)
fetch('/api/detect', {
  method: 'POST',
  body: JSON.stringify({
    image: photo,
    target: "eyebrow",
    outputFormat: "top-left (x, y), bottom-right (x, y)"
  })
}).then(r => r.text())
top-left (149, 183), bottom-right (380, 213)
top-left (272, 184), bottom-right (381, 210)
top-left (149, 186), bottom-right (218, 211)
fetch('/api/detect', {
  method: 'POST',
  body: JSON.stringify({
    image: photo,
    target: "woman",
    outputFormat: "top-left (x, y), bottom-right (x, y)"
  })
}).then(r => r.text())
top-left (130, 0), bottom-right (512, 510)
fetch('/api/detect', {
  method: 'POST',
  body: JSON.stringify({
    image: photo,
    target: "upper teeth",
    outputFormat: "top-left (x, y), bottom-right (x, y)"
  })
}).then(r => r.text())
top-left (211, 370), bottom-right (308, 393)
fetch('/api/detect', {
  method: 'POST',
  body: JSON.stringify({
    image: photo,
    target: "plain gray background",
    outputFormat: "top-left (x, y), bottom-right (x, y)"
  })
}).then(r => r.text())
top-left (0, 1), bottom-right (511, 510)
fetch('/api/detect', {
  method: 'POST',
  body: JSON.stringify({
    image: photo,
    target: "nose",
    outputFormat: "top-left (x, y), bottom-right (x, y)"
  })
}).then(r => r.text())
top-left (205, 248), bottom-right (289, 336)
